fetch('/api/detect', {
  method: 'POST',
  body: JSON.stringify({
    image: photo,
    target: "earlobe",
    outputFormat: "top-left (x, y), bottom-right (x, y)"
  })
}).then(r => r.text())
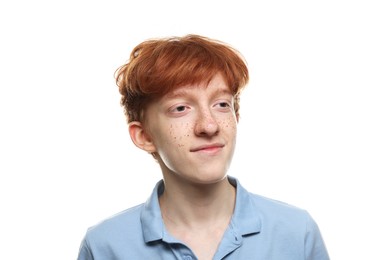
top-left (128, 121), bottom-right (156, 153)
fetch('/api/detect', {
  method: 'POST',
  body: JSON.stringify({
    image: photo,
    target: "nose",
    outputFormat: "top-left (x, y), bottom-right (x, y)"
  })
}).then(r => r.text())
top-left (194, 109), bottom-right (219, 137)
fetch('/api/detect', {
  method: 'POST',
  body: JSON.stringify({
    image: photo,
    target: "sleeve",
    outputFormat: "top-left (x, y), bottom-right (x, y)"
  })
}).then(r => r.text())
top-left (304, 212), bottom-right (330, 260)
top-left (77, 237), bottom-right (94, 260)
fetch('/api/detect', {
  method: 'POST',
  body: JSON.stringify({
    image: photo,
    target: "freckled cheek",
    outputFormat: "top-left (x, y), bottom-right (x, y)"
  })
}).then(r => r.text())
top-left (218, 117), bottom-right (237, 132)
top-left (169, 123), bottom-right (192, 148)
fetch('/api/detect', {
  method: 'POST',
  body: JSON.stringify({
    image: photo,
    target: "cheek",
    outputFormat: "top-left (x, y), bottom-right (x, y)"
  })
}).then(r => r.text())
top-left (169, 123), bottom-right (192, 148)
top-left (218, 116), bottom-right (237, 133)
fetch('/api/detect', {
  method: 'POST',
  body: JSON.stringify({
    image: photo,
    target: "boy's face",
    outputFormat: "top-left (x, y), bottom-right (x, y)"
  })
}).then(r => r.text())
top-left (143, 73), bottom-right (237, 184)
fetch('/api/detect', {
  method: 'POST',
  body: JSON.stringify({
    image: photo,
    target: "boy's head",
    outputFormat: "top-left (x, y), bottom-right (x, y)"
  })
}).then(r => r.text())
top-left (115, 34), bottom-right (249, 124)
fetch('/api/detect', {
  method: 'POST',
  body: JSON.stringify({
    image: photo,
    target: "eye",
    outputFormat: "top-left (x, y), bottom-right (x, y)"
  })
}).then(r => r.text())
top-left (214, 101), bottom-right (232, 110)
top-left (173, 105), bottom-right (187, 112)
top-left (169, 104), bottom-right (191, 115)
top-left (217, 102), bottom-right (230, 108)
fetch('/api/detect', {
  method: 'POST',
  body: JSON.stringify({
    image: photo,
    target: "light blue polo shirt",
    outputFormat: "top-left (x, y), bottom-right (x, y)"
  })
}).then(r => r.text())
top-left (78, 177), bottom-right (329, 259)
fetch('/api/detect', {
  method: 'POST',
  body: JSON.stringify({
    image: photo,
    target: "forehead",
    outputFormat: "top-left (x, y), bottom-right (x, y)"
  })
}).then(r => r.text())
top-left (164, 73), bottom-right (232, 99)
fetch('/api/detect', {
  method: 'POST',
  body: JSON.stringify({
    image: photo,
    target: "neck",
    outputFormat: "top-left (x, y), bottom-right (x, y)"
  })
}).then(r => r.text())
top-left (159, 176), bottom-right (236, 229)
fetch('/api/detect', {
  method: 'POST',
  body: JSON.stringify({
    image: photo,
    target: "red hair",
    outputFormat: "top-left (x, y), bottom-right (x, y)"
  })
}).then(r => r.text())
top-left (115, 34), bottom-right (249, 123)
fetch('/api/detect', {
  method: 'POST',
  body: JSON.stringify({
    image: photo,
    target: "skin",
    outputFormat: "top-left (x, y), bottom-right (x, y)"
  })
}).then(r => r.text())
top-left (128, 73), bottom-right (238, 259)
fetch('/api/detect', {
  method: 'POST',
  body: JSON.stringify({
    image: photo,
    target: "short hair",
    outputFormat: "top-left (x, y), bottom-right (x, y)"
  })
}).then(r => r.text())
top-left (115, 34), bottom-right (249, 123)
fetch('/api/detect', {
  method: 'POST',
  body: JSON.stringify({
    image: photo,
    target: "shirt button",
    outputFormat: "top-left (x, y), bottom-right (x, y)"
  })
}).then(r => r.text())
top-left (183, 256), bottom-right (193, 260)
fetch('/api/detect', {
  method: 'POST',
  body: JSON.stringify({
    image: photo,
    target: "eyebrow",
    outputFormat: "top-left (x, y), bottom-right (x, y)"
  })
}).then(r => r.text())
top-left (165, 89), bottom-right (189, 99)
top-left (166, 87), bottom-right (233, 100)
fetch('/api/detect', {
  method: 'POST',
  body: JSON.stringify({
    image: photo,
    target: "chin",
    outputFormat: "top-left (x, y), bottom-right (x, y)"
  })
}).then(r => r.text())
top-left (162, 158), bottom-right (231, 185)
top-left (190, 170), bottom-right (229, 185)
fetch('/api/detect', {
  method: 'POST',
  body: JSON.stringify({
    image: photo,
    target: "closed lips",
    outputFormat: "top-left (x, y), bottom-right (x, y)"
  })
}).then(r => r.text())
top-left (190, 143), bottom-right (225, 152)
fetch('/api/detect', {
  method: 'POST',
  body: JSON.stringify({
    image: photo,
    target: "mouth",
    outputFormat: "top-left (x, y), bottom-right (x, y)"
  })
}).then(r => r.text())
top-left (190, 143), bottom-right (225, 153)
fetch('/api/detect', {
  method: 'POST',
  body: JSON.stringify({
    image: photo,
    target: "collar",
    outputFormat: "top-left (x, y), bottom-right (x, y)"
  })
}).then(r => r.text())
top-left (228, 177), bottom-right (262, 236)
top-left (140, 176), bottom-right (262, 243)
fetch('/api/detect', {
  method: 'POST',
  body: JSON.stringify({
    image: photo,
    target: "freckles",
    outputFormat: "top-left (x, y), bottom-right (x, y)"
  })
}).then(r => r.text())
top-left (179, 123), bottom-right (192, 147)
top-left (170, 123), bottom-right (191, 148)
top-left (219, 117), bottom-right (237, 130)
top-left (185, 122), bottom-right (191, 137)
top-left (169, 124), bottom-right (176, 140)
top-left (178, 123), bottom-right (191, 146)
top-left (169, 124), bottom-right (179, 143)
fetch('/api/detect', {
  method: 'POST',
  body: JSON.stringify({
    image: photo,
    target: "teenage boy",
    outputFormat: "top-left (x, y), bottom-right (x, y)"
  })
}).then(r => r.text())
top-left (78, 34), bottom-right (329, 260)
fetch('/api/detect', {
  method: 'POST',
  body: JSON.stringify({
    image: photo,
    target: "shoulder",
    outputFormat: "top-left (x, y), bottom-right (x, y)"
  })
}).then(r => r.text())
top-left (239, 192), bottom-right (329, 259)
top-left (232, 176), bottom-right (317, 237)
top-left (246, 191), bottom-right (326, 245)
top-left (78, 203), bottom-right (159, 259)
top-left (250, 192), bottom-right (312, 222)
top-left (250, 192), bottom-right (307, 215)
top-left (232, 177), bottom-right (311, 224)
top-left (84, 203), bottom-right (145, 244)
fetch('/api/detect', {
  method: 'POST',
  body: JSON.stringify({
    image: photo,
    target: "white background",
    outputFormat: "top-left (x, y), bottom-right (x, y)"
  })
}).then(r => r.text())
top-left (0, 0), bottom-right (389, 259)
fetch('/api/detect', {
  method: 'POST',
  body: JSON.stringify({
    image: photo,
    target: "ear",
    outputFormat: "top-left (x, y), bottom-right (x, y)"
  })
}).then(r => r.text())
top-left (128, 121), bottom-right (157, 153)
